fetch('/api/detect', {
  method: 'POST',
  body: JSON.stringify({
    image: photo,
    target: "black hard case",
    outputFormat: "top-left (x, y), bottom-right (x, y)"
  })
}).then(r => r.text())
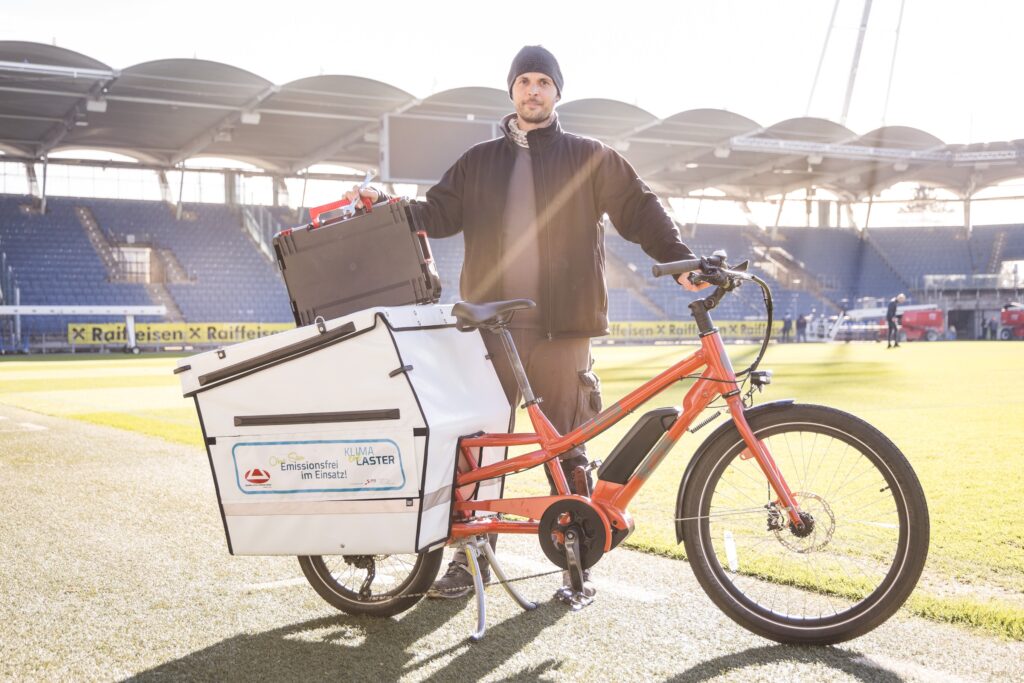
top-left (273, 200), bottom-right (442, 326)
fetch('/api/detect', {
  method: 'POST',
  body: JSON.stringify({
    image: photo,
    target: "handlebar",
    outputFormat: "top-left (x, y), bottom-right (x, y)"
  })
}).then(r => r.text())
top-left (651, 250), bottom-right (773, 378)
top-left (651, 258), bottom-right (702, 278)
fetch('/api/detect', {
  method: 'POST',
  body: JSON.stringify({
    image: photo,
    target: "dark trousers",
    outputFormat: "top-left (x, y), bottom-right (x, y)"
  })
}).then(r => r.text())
top-left (481, 329), bottom-right (599, 494)
top-left (452, 329), bottom-right (601, 566)
top-left (887, 319), bottom-right (899, 345)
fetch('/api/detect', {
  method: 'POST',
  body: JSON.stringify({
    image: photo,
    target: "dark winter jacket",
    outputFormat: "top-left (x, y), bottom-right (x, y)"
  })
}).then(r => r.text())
top-left (392, 114), bottom-right (695, 338)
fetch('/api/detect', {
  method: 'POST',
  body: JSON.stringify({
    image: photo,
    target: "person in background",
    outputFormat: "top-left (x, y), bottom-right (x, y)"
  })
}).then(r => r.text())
top-left (988, 317), bottom-right (998, 340)
top-left (781, 313), bottom-right (792, 342)
top-left (886, 293), bottom-right (906, 348)
top-left (795, 313), bottom-right (807, 342)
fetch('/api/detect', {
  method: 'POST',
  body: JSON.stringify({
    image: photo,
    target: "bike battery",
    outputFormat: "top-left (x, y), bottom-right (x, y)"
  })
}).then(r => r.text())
top-left (273, 199), bottom-right (442, 326)
top-left (597, 407), bottom-right (680, 484)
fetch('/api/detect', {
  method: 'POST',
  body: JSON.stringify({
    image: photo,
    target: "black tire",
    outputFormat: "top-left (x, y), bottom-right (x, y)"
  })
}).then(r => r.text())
top-left (1000, 328), bottom-right (1012, 340)
top-left (925, 330), bottom-right (938, 342)
top-left (681, 403), bottom-right (929, 644)
top-left (298, 548), bottom-right (444, 618)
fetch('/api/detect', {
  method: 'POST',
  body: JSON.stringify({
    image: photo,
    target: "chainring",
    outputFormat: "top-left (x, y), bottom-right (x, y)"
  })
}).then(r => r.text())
top-left (538, 499), bottom-right (608, 570)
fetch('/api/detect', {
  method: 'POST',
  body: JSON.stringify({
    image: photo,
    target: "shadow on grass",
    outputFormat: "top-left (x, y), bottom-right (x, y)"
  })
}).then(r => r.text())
top-left (662, 644), bottom-right (902, 683)
top-left (124, 597), bottom-right (568, 682)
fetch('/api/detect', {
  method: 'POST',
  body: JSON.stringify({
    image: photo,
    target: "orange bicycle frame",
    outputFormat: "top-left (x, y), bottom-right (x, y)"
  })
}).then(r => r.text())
top-left (450, 326), bottom-right (804, 546)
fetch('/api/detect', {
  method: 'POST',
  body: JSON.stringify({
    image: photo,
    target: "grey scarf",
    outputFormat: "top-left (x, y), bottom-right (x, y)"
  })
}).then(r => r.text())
top-left (507, 112), bottom-right (557, 148)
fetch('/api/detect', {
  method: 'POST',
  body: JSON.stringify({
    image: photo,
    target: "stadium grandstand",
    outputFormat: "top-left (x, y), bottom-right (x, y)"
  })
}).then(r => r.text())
top-left (1, 40), bottom-right (1023, 352)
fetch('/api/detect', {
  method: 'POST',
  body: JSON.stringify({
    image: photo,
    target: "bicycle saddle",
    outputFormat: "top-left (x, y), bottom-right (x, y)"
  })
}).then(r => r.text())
top-left (451, 299), bottom-right (536, 329)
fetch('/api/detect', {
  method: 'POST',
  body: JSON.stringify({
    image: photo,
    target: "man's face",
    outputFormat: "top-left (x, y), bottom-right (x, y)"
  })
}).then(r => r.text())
top-left (512, 72), bottom-right (559, 125)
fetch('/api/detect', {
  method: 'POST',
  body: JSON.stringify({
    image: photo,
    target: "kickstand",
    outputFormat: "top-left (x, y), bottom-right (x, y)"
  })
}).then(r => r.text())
top-left (553, 527), bottom-right (593, 611)
top-left (462, 535), bottom-right (537, 642)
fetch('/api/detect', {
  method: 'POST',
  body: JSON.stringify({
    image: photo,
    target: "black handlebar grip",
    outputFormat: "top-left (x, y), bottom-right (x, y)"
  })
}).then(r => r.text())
top-left (652, 258), bottom-right (702, 278)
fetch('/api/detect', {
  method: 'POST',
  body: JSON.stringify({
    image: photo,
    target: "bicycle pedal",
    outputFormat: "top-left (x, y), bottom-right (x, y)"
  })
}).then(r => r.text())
top-left (554, 586), bottom-right (594, 611)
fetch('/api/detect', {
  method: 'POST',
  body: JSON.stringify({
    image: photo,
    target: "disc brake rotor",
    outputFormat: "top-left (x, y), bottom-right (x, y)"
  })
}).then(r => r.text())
top-left (772, 492), bottom-right (836, 553)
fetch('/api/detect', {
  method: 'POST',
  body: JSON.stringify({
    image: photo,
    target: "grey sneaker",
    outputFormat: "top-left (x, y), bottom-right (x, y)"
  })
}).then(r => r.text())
top-left (427, 560), bottom-right (490, 599)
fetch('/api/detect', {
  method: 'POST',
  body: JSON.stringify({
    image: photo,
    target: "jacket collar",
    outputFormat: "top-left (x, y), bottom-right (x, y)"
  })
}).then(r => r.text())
top-left (501, 111), bottom-right (563, 151)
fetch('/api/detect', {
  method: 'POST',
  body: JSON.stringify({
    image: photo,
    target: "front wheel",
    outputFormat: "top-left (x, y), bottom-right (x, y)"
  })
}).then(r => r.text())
top-left (680, 403), bottom-right (929, 644)
top-left (298, 549), bottom-right (444, 618)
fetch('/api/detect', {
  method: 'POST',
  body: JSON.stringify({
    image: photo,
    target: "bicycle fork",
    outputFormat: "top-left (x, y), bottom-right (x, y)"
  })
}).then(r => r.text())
top-left (724, 395), bottom-right (804, 527)
top-left (702, 330), bottom-right (805, 528)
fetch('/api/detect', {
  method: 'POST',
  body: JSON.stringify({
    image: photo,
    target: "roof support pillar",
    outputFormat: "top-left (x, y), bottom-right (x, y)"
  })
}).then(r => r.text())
top-left (844, 202), bottom-right (859, 231)
top-left (40, 156), bottom-right (48, 215)
top-left (176, 166), bottom-right (186, 221)
top-left (298, 174), bottom-right (309, 213)
top-left (24, 161), bottom-right (39, 199)
top-left (273, 176), bottom-right (289, 207)
top-left (157, 170), bottom-right (172, 204)
top-left (224, 171), bottom-right (238, 207)
top-left (772, 194), bottom-right (786, 239)
top-left (963, 195), bottom-right (972, 239)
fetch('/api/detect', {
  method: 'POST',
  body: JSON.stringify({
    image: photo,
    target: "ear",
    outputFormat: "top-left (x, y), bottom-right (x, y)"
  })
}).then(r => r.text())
top-left (556, 93), bottom-right (561, 102)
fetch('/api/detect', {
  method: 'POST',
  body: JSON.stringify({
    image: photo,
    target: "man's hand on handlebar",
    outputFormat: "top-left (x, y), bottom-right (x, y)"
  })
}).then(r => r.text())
top-left (677, 273), bottom-right (711, 292)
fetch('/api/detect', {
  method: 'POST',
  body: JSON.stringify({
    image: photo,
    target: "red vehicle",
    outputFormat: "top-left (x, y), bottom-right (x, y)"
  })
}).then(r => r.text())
top-left (899, 307), bottom-right (945, 342)
top-left (841, 304), bottom-right (945, 342)
top-left (1000, 303), bottom-right (1024, 340)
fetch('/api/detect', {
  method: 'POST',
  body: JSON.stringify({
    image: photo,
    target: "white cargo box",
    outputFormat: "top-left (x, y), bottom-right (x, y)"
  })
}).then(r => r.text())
top-left (176, 304), bottom-right (510, 556)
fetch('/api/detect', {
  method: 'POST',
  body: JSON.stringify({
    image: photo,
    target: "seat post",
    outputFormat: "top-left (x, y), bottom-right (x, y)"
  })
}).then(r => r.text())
top-left (494, 326), bottom-right (538, 406)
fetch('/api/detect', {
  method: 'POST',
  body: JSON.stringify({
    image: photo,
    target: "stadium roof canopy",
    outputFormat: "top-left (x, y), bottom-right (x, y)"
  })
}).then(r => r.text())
top-left (2, 41), bottom-right (1023, 200)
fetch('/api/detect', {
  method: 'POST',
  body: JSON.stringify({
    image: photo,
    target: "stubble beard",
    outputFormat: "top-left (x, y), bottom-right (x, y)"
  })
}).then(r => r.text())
top-left (516, 102), bottom-right (553, 126)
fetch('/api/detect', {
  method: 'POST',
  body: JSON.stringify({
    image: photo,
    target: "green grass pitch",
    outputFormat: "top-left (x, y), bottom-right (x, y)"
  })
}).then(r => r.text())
top-left (2, 340), bottom-right (1022, 638)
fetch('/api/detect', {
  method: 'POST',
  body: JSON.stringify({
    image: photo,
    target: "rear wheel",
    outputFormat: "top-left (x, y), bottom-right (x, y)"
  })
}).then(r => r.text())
top-left (681, 404), bottom-right (928, 644)
top-left (298, 549), bottom-right (444, 617)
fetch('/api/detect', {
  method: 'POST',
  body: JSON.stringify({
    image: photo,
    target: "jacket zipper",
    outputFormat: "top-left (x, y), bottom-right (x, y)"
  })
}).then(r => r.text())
top-left (531, 139), bottom-right (554, 340)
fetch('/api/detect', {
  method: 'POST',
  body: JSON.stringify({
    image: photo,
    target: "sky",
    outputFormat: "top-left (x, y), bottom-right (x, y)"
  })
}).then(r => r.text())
top-left (3, 0), bottom-right (1024, 145)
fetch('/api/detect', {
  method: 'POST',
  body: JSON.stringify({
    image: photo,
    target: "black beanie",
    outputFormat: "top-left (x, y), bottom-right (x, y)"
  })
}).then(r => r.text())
top-left (507, 45), bottom-right (563, 98)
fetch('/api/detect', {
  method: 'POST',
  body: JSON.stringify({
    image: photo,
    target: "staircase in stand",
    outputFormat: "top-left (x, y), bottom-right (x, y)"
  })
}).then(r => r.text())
top-left (988, 231), bottom-right (1007, 274)
top-left (145, 283), bottom-right (184, 322)
top-left (75, 204), bottom-right (186, 320)
top-left (74, 206), bottom-right (121, 280)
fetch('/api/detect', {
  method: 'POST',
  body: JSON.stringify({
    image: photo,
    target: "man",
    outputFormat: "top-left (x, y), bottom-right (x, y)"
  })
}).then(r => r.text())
top-left (795, 313), bottom-right (807, 343)
top-left (345, 45), bottom-right (698, 598)
top-left (781, 314), bottom-right (792, 343)
top-left (886, 293), bottom-right (906, 348)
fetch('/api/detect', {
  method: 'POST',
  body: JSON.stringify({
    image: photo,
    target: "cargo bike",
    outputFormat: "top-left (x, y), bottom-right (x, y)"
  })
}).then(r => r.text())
top-left (177, 203), bottom-right (929, 645)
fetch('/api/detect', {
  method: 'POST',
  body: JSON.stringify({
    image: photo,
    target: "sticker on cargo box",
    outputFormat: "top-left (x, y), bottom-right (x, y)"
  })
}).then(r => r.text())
top-left (231, 439), bottom-right (405, 495)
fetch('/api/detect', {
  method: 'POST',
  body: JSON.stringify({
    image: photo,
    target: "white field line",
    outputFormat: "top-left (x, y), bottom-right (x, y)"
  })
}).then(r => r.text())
top-left (242, 577), bottom-right (309, 591)
top-left (243, 574), bottom-right (404, 591)
top-left (0, 422), bottom-right (48, 432)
